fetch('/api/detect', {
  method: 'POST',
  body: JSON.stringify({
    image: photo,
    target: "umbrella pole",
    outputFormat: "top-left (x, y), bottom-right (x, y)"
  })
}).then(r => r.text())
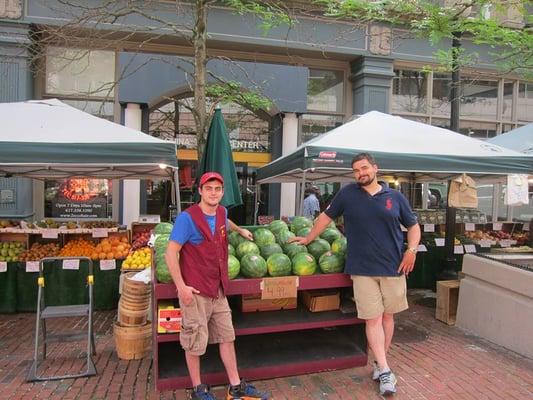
top-left (174, 169), bottom-right (182, 213)
top-left (299, 170), bottom-right (307, 216)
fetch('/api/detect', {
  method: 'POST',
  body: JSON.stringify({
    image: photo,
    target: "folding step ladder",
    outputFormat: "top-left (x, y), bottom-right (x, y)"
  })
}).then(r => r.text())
top-left (26, 256), bottom-right (97, 381)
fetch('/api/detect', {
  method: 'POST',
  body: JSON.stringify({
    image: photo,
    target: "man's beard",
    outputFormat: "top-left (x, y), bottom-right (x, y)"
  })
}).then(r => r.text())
top-left (358, 175), bottom-right (375, 186)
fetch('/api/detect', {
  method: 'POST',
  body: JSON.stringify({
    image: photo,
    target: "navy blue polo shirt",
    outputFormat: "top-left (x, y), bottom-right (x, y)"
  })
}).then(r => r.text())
top-left (324, 183), bottom-right (417, 276)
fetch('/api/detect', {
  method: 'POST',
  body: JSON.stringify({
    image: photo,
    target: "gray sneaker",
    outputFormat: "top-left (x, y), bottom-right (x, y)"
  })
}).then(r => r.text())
top-left (372, 361), bottom-right (380, 381)
top-left (378, 370), bottom-right (397, 396)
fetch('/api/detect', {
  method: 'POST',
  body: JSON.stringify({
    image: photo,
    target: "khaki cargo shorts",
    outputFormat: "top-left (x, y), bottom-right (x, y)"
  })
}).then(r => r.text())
top-left (351, 275), bottom-right (408, 320)
top-left (179, 288), bottom-right (235, 356)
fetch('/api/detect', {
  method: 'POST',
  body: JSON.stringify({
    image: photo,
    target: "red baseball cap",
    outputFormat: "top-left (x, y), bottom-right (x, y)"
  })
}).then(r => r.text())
top-left (199, 172), bottom-right (224, 186)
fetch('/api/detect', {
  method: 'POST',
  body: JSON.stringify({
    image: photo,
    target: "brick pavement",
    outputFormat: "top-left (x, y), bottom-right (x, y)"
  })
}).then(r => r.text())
top-left (1, 292), bottom-right (531, 399)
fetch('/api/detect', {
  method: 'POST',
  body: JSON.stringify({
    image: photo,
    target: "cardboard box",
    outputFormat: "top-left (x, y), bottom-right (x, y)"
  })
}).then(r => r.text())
top-left (241, 294), bottom-right (297, 312)
top-left (301, 289), bottom-right (340, 312)
top-left (157, 301), bottom-right (181, 333)
top-left (435, 280), bottom-right (460, 326)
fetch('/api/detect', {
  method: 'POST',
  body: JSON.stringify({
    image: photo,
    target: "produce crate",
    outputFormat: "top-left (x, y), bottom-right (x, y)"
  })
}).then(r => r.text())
top-left (241, 293), bottom-right (297, 312)
top-left (435, 280), bottom-right (460, 325)
top-left (301, 289), bottom-right (340, 312)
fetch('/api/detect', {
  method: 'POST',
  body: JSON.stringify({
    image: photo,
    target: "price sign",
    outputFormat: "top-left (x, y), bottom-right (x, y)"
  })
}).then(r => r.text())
top-left (523, 224), bottom-right (530, 231)
top-left (465, 223), bottom-right (475, 232)
top-left (464, 244), bottom-right (477, 253)
top-left (417, 244), bottom-right (427, 252)
top-left (62, 259), bottom-right (80, 270)
top-left (92, 228), bottom-right (108, 238)
top-left (499, 240), bottom-right (511, 248)
top-left (454, 245), bottom-right (464, 254)
top-left (260, 276), bottom-right (298, 300)
top-left (0, 262), bottom-right (7, 273)
top-left (42, 229), bottom-right (59, 239)
top-left (435, 238), bottom-right (445, 247)
top-left (479, 240), bottom-right (492, 248)
top-left (493, 223), bottom-right (503, 231)
top-left (26, 261), bottom-right (40, 272)
top-left (100, 259), bottom-right (116, 270)
top-left (423, 224), bottom-right (435, 233)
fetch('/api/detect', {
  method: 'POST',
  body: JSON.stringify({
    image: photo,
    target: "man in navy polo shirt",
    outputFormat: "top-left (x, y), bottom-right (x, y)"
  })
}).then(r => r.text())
top-left (291, 153), bottom-right (420, 396)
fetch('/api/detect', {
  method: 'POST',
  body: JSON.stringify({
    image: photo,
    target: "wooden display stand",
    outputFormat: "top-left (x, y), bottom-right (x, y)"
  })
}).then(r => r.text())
top-left (152, 271), bottom-right (368, 391)
top-left (436, 280), bottom-right (460, 325)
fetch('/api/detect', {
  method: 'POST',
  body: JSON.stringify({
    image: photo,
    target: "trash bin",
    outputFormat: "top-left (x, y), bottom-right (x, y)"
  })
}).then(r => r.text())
top-left (93, 259), bottom-right (123, 310)
top-left (0, 262), bottom-right (17, 313)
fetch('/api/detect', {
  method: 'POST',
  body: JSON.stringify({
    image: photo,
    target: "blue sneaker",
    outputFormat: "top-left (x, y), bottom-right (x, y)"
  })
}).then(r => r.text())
top-left (378, 370), bottom-right (397, 396)
top-left (226, 379), bottom-right (270, 400)
top-left (191, 383), bottom-right (217, 400)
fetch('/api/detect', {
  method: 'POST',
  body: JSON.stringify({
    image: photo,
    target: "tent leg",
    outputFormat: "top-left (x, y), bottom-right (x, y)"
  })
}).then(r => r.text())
top-left (254, 184), bottom-right (260, 225)
top-left (298, 171), bottom-right (307, 216)
top-left (174, 170), bottom-right (181, 213)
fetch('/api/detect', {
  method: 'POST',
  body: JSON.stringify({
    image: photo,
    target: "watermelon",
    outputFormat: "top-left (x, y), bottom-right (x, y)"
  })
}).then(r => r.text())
top-left (266, 253), bottom-right (292, 277)
top-left (154, 234), bottom-right (170, 257)
top-left (296, 227), bottom-right (311, 237)
top-left (229, 231), bottom-right (246, 249)
top-left (240, 254), bottom-right (267, 278)
top-left (290, 216), bottom-right (313, 233)
top-left (319, 251), bottom-right (345, 273)
top-left (275, 230), bottom-right (295, 246)
top-left (331, 237), bottom-right (347, 255)
top-left (228, 243), bottom-right (235, 256)
top-left (154, 222), bottom-right (173, 235)
top-left (253, 228), bottom-right (276, 247)
top-left (283, 242), bottom-right (308, 258)
top-left (269, 220), bottom-right (289, 235)
top-left (228, 255), bottom-right (240, 279)
top-left (236, 241), bottom-right (260, 260)
top-left (155, 259), bottom-right (172, 283)
top-left (320, 228), bottom-right (342, 244)
top-left (307, 238), bottom-right (331, 261)
top-left (259, 243), bottom-right (283, 259)
top-left (291, 252), bottom-right (317, 276)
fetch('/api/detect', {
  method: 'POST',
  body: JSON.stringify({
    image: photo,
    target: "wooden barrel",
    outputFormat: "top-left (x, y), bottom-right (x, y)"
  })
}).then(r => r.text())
top-left (114, 322), bottom-right (151, 360)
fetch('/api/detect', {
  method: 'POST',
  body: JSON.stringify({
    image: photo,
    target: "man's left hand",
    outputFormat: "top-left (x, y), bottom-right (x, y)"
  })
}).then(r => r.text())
top-left (238, 228), bottom-right (253, 241)
top-left (398, 251), bottom-right (416, 276)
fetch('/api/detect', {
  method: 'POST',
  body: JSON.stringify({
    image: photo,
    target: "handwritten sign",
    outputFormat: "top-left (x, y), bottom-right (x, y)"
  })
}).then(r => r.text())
top-left (417, 244), bottom-right (427, 252)
top-left (100, 259), bottom-right (116, 270)
top-left (62, 259), bottom-right (80, 270)
top-left (260, 276), bottom-right (298, 300)
top-left (454, 245), bottom-right (464, 254)
top-left (464, 244), bottom-right (477, 253)
top-left (493, 223), bottom-right (503, 231)
top-left (0, 262), bottom-right (7, 273)
top-left (499, 240), bottom-right (512, 248)
top-left (465, 223), bottom-right (475, 232)
top-left (92, 228), bottom-right (108, 238)
top-left (423, 224), bottom-right (435, 233)
top-left (523, 223), bottom-right (530, 231)
top-left (479, 240), bottom-right (492, 248)
top-left (26, 261), bottom-right (40, 272)
top-left (42, 229), bottom-right (59, 239)
top-left (435, 238), bottom-right (445, 247)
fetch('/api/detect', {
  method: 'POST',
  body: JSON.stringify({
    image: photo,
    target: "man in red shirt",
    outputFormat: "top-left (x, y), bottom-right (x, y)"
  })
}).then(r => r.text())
top-left (165, 172), bottom-right (269, 400)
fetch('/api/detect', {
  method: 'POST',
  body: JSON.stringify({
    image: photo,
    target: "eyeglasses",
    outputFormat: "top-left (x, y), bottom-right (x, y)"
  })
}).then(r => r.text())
top-left (202, 185), bottom-right (223, 193)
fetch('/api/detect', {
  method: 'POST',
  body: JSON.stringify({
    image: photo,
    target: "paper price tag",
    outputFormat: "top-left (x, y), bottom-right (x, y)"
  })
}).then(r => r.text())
top-left (62, 259), bottom-right (80, 270)
top-left (42, 229), bottom-right (59, 239)
top-left (465, 223), bottom-right (475, 232)
top-left (523, 224), bottom-right (530, 231)
top-left (479, 240), bottom-right (492, 248)
top-left (26, 261), bottom-right (40, 272)
top-left (454, 245), bottom-right (464, 254)
top-left (260, 276), bottom-right (298, 300)
top-left (0, 262), bottom-right (7, 273)
top-left (435, 238), bottom-right (445, 247)
top-left (423, 224), bottom-right (435, 233)
top-left (92, 228), bottom-right (108, 238)
top-left (464, 244), bottom-right (477, 253)
top-left (499, 240), bottom-right (511, 248)
top-left (417, 244), bottom-right (427, 252)
top-left (492, 223), bottom-right (503, 231)
top-left (100, 259), bottom-right (116, 270)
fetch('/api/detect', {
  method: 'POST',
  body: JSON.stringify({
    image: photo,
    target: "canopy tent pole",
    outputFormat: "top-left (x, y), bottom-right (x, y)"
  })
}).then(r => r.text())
top-left (254, 183), bottom-right (260, 225)
top-left (298, 170), bottom-right (307, 216)
top-left (174, 169), bottom-right (181, 213)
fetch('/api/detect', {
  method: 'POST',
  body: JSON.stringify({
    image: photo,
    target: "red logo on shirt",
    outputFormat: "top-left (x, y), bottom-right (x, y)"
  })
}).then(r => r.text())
top-left (220, 225), bottom-right (226, 238)
top-left (386, 198), bottom-right (393, 210)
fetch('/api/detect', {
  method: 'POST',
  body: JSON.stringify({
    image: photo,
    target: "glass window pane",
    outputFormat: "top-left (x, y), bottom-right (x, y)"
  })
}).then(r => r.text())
top-left (502, 123), bottom-right (515, 133)
top-left (460, 79), bottom-right (498, 120)
top-left (518, 82), bottom-right (533, 122)
top-left (44, 179), bottom-right (112, 219)
top-left (392, 69), bottom-right (427, 113)
top-left (61, 99), bottom-right (114, 120)
top-left (307, 69), bottom-right (344, 113)
top-left (459, 120), bottom-right (497, 139)
top-left (300, 114), bottom-right (343, 144)
top-left (46, 47), bottom-right (115, 97)
top-left (502, 81), bottom-right (513, 120)
top-left (431, 73), bottom-right (452, 116)
top-left (510, 183), bottom-right (533, 222)
top-left (498, 185), bottom-right (508, 221)
top-left (477, 184), bottom-right (493, 221)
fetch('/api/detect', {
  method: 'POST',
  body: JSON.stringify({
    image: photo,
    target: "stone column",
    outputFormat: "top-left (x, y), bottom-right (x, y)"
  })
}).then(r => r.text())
top-left (122, 103), bottom-right (142, 227)
top-left (279, 113), bottom-right (298, 218)
top-left (350, 56), bottom-right (394, 115)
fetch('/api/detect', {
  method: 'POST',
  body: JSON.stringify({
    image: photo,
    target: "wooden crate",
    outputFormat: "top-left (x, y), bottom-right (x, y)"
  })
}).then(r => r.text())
top-left (435, 280), bottom-right (460, 325)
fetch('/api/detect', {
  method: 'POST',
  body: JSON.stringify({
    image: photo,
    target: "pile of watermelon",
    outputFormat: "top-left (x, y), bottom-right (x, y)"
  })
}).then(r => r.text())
top-left (154, 218), bottom-right (347, 283)
top-left (227, 217), bottom-right (346, 280)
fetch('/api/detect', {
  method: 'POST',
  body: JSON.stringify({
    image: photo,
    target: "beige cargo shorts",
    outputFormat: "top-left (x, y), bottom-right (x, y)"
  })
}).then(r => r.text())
top-left (351, 275), bottom-right (408, 320)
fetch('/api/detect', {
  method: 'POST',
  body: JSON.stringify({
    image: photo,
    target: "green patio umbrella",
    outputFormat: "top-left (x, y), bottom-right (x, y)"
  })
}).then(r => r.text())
top-left (196, 108), bottom-right (243, 208)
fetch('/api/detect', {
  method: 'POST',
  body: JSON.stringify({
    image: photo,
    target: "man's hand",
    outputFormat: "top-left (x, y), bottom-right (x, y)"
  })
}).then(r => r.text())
top-left (398, 251), bottom-right (416, 276)
top-left (288, 236), bottom-right (310, 246)
top-left (238, 227), bottom-right (253, 241)
top-left (177, 284), bottom-right (200, 306)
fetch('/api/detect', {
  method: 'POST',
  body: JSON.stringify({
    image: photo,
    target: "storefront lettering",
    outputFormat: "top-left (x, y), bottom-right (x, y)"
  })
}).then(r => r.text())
top-left (177, 134), bottom-right (269, 152)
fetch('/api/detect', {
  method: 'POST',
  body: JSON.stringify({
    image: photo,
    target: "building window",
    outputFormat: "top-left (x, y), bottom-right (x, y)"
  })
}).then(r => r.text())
top-left (431, 73), bottom-right (452, 116)
top-left (460, 79), bottom-right (498, 120)
top-left (518, 82), bottom-right (533, 122)
top-left (392, 70), bottom-right (427, 114)
top-left (45, 47), bottom-right (115, 98)
top-left (299, 114), bottom-right (343, 145)
top-left (307, 69), bottom-right (344, 113)
top-left (502, 80), bottom-right (514, 120)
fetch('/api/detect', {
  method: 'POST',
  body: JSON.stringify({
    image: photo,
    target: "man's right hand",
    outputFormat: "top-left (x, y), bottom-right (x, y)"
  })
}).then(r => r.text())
top-left (176, 285), bottom-right (200, 306)
top-left (288, 236), bottom-right (310, 246)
